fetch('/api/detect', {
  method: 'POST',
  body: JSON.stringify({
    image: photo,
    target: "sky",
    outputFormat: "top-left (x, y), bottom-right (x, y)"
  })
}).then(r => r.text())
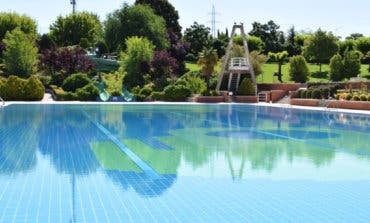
top-left (1, 0), bottom-right (369, 39)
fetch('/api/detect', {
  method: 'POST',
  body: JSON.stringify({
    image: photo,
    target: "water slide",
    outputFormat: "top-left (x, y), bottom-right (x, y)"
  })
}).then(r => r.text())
top-left (97, 82), bottom-right (135, 102)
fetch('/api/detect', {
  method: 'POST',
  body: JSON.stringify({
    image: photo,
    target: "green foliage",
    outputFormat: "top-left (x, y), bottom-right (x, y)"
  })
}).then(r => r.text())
top-left (342, 50), bottom-right (362, 79)
top-left (178, 74), bottom-right (206, 94)
top-left (249, 20), bottom-right (285, 54)
top-left (338, 39), bottom-right (355, 56)
top-left (184, 22), bottom-right (211, 58)
top-left (268, 51), bottom-right (288, 82)
top-left (285, 26), bottom-right (301, 56)
top-left (105, 3), bottom-right (168, 52)
top-left (355, 37), bottom-right (370, 55)
top-left (197, 47), bottom-right (218, 90)
top-left (289, 55), bottom-right (310, 83)
top-left (301, 90), bottom-right (307, 98)
top-left (76, 83), bottom-right (99, 101)
top-left (311, 89), bottom-right (321, 99)
top-left (50, 12), bottom-right (102, 47)
top-left (329, 54), bottom-right (343, 81)
top-left (250, 51), bottom-right (268, 76)
top-left (162, 84), bottom-right (191, 101)
top-left (24, 76), bottom-right (45, 101)
top-left (352, 94), bottom-right (360, 101)
top-left (0, 75), bottom-right (44, 101)
top-left (3, 28), bottom-right (38, 77)
top-left (62, 73), bottom-right (91, 92)
top-left (122, 36), bottom-right (155, 89)
top-left (0, 12), bottom-right (37, 40)
top-left (237, 78), bottom-right (255, 95)
top-left (135, 0), bottom-right (181, 36)
top-left (295, 89), bottom-right (303, 98)
top-left (303, 29), bottom-right (338, 72)
top-left (233, 35), bottom-right (264, 52)
top-left (360, 94), bottom-right (367, 101)
top-left (306, 90), bottom-right (312, 99)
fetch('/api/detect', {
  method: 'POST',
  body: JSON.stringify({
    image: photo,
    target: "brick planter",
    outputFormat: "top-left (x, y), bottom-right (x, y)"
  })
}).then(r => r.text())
top-left (290, 99), bottom-right (320, 107)
top-left (195, 96), bottom-right (225, 103)
top-left (327, 100), bottom-right (370, 110)
top-left (270, 90), bottom-right (286, 102)
top-left (234, 96), bottom-right (258, 103)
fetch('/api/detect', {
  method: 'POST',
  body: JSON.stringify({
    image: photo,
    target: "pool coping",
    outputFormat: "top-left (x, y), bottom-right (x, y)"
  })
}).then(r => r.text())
top-left (3, 101), bottom-right (370, 115)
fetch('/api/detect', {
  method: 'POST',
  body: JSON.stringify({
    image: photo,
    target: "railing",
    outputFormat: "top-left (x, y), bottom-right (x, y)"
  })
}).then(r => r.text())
top-left (229, 57), bottom-right (249, 71)
top-left (0, 97), bottom-right (4, 108)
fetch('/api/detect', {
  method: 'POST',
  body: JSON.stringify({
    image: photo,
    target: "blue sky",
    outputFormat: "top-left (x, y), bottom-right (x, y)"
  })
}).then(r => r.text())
top-left (1, 0), bottom-right (369, 39)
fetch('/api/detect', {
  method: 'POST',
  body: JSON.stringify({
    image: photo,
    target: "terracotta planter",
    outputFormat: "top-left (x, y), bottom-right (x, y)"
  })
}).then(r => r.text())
top-left (234, 96), bottom-right (258, 103)
top-left (327, 100), bottom-right (370, 110)
top-left (290, 99), bottom-right (320, 107)
top-left (195, 96), bottom-right (225, 103)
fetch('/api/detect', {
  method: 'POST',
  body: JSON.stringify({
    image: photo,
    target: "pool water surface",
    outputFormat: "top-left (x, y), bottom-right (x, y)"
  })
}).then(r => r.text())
top-left (0, 104), bottom-right (370, 222)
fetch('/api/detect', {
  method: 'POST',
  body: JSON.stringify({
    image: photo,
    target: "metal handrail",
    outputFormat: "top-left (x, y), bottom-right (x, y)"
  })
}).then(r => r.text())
top-left (229, 57), bottom-right (249, 70)
top-left (0, 97), bottom-right (4, 108)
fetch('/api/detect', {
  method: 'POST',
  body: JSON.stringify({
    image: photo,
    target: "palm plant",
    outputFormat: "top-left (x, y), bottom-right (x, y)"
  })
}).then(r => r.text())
top-left (197, 47), bottom-right (218, 90)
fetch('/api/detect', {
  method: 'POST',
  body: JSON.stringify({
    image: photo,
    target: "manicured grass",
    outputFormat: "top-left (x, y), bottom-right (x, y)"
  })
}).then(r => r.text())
top-left (186, 62), bottom-right (370, 83)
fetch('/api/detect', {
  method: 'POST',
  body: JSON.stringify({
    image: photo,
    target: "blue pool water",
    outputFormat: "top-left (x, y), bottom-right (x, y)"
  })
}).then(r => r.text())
top-left (0, 104), bottom-right (370, 222)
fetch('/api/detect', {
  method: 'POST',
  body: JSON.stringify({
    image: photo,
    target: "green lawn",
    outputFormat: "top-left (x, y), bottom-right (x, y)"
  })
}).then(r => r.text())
top-left (186, 62), bottom-right (370, 83)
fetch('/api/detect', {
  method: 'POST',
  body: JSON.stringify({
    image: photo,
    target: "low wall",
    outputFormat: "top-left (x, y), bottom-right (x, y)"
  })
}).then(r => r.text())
top-left (258, 83), bottom-right (301, 93)
top-left (234, 96), bottom-right (258, 103)
top-left (195, 96), bottom-right (225, 103)
top-left (290, 99), bottom-right (320, 107)
top-left (270, 90), bottom-right (286, 102)
top-left (327, 100), bottom-right (370, 110)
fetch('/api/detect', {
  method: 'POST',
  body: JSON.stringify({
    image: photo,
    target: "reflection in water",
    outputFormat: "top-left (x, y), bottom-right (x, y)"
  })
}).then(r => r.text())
top-left (0, 104), bottom-right (369, 192)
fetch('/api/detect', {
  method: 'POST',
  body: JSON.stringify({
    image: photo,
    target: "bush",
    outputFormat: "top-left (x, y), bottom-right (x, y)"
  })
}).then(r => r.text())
top-left (76, 83), bottom-right (99, 101)
top-left (62, 73), bottom-right (91, 92)
top-left (110, 90), bottom-right (122, 97)
top-left (151, 91), bottom-right (165, 101)
top-left (295, 89), bottom-right (303, 98)
top-left (345, 94), bottom-right (352, 101)
top-left (24, 76), bottom-right (45, 101)
top-left (368, 95), bottom-right (370, 101)
top-left (312, 89), bottom-right (322, 99)
top-left (203, 90), bottom-right (221, 96)
top-left (39, 75), bottom-right (52, 88)
top-left (3, 28), bottom-right (38, 77)
top-left (306, 90), bottom-right (312, 99)
top-left (177, 73), bottom-right (206, 95)
top-left (0, 78), bottom-right (6, 97)
top-left (301, 90), bottom-right (307, 99)
top-left (342, 50), bottom-right (362, 79)
top-left (360, 94), bottom-right (367, 101)
top-left (1, 75), bottom-right (26, 100)
top-left (352, 94), bottom-right (360, 101)
top-left (289, 55), bottom-right (309, 83)
top-left (320, 87), bottom-right (330, 99)
top-left (329, 54), bottom-right (343, 81)
top-left (237, 78), bottom-right (255, 95)
top-left (163, 84), bottom-right (191, 101)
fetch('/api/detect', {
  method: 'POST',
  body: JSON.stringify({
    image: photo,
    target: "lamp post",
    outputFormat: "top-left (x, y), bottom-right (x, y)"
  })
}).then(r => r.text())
top-left (70, 0), bottom-right (76, 14)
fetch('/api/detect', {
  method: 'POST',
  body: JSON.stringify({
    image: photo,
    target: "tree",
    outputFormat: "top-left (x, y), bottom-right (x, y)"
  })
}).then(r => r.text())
top-left (105, 4), bottom-right (168, 52)
top-left (234, 35), bottom-right (264, 52)
top-left (289, 55), bottom-right (309, 83)
top-left (0, 12), bottom-right (37, 40)
top-left (268, 51), bottom-right (288, 83)
top-left (122, 36), bottom-right (155, 89)
top-left (303, 29), bottom-right (339, 73)
top-left (184, 22), bottom-right (211, 59)
top-left (50, 12), bottom-right (102, 47)
top-left (135, 0), bottom-right (181, 37)
top-left (150, 50), bottom-right (178, 90)
top-left (285, 26), bottom-right (301, 56)
top-left (338, 39), bottom-right (355, 56)
top-left (342, 50), bottom-right (362, 79)
top-left (197, 47), bottom-right (218, 90)
top-left (3, 28), bottom-right (38, 78)
top-left (329, 54), bottom-right (343, 81)
top-left (37, 34), bottom-right (56, 52)
top-left (355, 37), bottom-right (370, 71)
top-left (249, 20), bottom-right (285, 54)
top-left (250, 51), bottom-right (268, 76)
top-left (346, 33), bottom-right (364, 40)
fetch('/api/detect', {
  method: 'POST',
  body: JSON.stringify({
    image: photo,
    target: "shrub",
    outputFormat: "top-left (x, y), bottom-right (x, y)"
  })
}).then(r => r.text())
top-left (76, 83), bottom-right (99, 101)
top-left (24, 76), bottom-right (45, 101)
top-left (345, 94), bottom-right (352, 101)
top-left (368, 95), bottom-right (370, 101)
top-left (163, 84), bottom-right (191, 101)
top-left (203, 90), bottom-right (221, 96)
top-left (0, 12), bottom-right (37, 40)
top-left (1, 75), bottom-right (26, 100)
top-left (110, 90), bottom-right (122, 97)
top-left (3, 28), bottom-right (38, 77)
top-left (329, 54), bottom-right (343, 81)
top-left (342, 50), bottom-right (362, 79)
top-left (237, 78), bottom-right (255, 95)
top-left (0, 78), bottom-right (6, 97)
top-left (62, 73), bottom-right (91, 92)
top-left (295, 89), bottom-right (303, 98)
top-left (319, 87), bottom-right (330, 99)
top-left (289, 55), bottom-right (309, 83)
top-left (352, 94), bottom-right (360, 101)
top-left (312, 89), bottom-right (322, 99)
top-left (335, 94), bottom-right (340, 100)
top-left (301, 90), bottom-right (307, 99)
top-left (39, 75), bottom-right (52, 88)
top-left (177, 74), bottom-right (206, 95)
top-left (360, 94), bottom-right (367, 101)
top-left (151, 91), bottom-right (165, 101)
top-left (306, 90), bottom-right (312, 99)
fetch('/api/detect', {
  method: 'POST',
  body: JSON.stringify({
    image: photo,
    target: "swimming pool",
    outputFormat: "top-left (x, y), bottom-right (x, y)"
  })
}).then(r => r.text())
top-left (0, 104), bottom-right (370, 222)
